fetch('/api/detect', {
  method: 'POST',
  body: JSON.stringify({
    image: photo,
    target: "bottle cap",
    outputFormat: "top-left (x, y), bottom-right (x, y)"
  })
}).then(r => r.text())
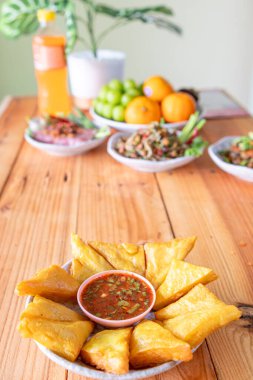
top-left (37, 9), bottom-right (56, 23)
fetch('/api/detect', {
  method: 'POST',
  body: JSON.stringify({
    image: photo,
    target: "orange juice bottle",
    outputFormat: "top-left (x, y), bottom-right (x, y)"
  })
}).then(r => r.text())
top-left (33, 9), bottom-right (71, 115)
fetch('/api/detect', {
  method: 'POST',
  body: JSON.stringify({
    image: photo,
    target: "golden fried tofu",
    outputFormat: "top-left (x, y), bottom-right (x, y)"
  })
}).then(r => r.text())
top-left (144, 236), bottom-right (197, 289)
top-left (81, 328), bottom-right (132, 375)
top-left (71, 259), bottom-right (88, 284)
top-left (130, 320), bottom-right (192, 369)
top-left (155, 284), bottom-right (225, 320)
top-left (89, 241), bottom-right (145, 275)
top-left (71, 233), bottom-right (113, 282)
top-left (20, 296), bottom-right (85, 322)
top-left (154, 259), bottom-right (217, 310)
top-left (15, 265), bottom-right (80, 301)
top-left (18, 318), bottom-right (94, 362)
top-left (162, 305), bottom-right (241, 347)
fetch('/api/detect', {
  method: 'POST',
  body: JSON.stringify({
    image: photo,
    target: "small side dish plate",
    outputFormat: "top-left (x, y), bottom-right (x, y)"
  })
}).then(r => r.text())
top-left (25, 131), bottom-right (107, 157)
top-left (208, 136), bottom-right (253, 182)
top-left (107, 133), bottom-right (196, 173)
top-left (25, 260), bottom-right (200, 380)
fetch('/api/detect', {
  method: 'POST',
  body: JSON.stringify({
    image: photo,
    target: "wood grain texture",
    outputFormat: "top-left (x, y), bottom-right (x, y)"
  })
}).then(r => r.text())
top-left (0, 97), bottom-right (37, 195)
top-left (0, 98), bottom-right (252, 380)
top-left (0, 138), bottom-right (82, 380)
top-left (156, 118), bottom-right (253, 380)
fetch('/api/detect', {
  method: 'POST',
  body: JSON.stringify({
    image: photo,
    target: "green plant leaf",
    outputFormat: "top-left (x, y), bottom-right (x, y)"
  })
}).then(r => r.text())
top-left (64, 2), bottom-right (78, 53)
top-left (94, 4), bottom-right (181, 34)
top-left (0, 21), bottom-right (21, 37)
top-left (0, 0), bottom-right (70, 37)
top-left (0, 0), bottom-right (181, 54)
top-left (94, 5), bottom-right (174, 18)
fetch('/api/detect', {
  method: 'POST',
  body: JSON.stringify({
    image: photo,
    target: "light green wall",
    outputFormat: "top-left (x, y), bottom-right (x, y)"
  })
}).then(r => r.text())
top-left (0, 34), bottom-right (36, 98)
top-left (1, 0), bottom-right (253, 111)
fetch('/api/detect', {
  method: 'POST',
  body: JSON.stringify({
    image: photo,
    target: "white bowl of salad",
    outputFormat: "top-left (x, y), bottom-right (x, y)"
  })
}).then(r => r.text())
top-left (25, 110), bottom-right (110, 157)
top-left (208, 133), bottom-right (253, 182)
top-left (107, 112), bottom-right (208, 173)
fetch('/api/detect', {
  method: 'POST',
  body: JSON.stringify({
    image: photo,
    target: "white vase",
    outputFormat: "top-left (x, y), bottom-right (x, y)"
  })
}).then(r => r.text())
top-left (67, 49), bottom-right (125, 109)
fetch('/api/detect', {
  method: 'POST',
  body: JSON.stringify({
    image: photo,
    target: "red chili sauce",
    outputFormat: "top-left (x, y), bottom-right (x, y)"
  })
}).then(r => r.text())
top-left (81, 273), bottom-right (153, 320)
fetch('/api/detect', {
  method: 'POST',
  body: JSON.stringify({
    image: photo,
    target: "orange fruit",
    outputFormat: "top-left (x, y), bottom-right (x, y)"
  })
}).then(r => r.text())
top-left (162, 92), bottom-right (196, 123)
top-left (143, 76), bottom-right (174, 102)
top-left (125, 96), bottom-right (161, 124)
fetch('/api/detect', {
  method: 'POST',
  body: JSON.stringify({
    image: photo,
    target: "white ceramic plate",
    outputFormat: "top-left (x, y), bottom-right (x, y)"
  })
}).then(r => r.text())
top-left (107, 133), bottom-right (196, 173)
top-left (90, 108), bottom-right (203, 133)
top-left (208, 136), bottom-right (253, 182)
top-left (25, 132), bottom-right (108, 157)
top-left (25, 260), bottom-right (201, 380)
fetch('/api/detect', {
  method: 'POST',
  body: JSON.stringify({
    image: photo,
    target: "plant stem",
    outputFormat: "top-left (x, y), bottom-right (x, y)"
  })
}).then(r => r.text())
top-left (87, 8), bottom-right (97, 57)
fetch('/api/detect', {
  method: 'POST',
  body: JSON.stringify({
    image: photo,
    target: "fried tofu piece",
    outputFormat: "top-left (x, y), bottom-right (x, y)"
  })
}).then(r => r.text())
top-left (71, 233), bottom-right (113, 282)
top-left (89, 241), bottom-right (145, 275)
top-left (155, 284), bottom-right (225, 320)
top-left (162, 305), bottom-right (241, 347)
top-left (71, 259), bottom-right (88, 284)
top-left (16, 265), bottom-right (80, 301)
top-left (18, 318), bottom-right (94, 362)
top-left (154, 259), bottom-right (217, 310)
top-left (145, 236), bottom-right (197, 289)
top-left (81, 328), bottom-right (132, 375)
top-left (20, 296), bottom-right (86, 322)
top-left (130, 320), bottom-right (192, 369)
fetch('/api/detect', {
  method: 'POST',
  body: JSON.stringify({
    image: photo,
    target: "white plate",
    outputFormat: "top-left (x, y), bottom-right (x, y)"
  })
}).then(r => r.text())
top-left (90, 108), bottom-right (195, 132)
top-left (25, 132), bottom-right (107, 157)
top-left (208, 136), bottom-right (253, 182)
top-left (25, 260), bottom-right (201, 380)
top-left (107, 133), bottom-right (196, 173)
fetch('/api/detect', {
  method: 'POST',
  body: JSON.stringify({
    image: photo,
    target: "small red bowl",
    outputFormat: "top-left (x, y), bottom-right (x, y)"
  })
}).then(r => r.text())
top-left (77, 270), bottom-right (156, 328)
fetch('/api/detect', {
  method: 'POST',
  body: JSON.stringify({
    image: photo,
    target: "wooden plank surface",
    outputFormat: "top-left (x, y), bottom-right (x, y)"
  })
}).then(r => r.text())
top-left (156, 118), bottom-right (253, 380)
top-left (0, 98), bottom-right (252, 380)
top-left (0, 97), bottom-right (37, 195)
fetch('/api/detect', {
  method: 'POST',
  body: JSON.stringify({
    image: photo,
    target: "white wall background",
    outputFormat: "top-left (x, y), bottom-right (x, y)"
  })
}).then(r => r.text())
top-left (1, 0), bottom-right (253, 112)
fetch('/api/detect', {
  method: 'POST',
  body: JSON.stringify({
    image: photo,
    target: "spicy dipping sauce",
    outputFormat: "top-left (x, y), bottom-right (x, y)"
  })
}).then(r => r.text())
top-left (80, 272), bottom-right (154, 321)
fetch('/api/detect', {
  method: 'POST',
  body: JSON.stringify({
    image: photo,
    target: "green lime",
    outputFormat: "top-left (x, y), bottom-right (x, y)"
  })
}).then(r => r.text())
top-left (106, 90), bottom-right (122, 106)
top-left (102, 103), bottom-right (114, 119)
top-left (112, 105), bottom-right (125, 122)
top-left (123, 79), bottom-right (137, 91)
top-left (108, 79), bottom-right (124, 92)
top-left (93, 99), bottom-right (104, 115)
top-left (138, 83), bottom-right (144, 95)
top-left (98, 85), bottom-right (109, 101)
top-left (121, 93), bottom-right (133, 107)
top-left (126, 88), bottom-right (141, 97)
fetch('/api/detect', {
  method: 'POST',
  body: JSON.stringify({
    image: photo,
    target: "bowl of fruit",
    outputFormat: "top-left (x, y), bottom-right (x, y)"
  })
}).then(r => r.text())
top-left (107, 112), bottom-right (208, 172)
top-left (91, 76), bottom-right (202, 132)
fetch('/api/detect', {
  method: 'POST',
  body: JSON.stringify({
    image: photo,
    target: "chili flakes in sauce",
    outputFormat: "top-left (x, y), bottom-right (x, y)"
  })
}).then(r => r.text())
top-left (81, 273), bottom-right (153, 320)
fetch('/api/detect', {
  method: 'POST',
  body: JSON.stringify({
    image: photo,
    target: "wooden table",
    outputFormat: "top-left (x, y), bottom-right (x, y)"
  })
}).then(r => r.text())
top-left (0, 97), bottom-right (252, 380)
